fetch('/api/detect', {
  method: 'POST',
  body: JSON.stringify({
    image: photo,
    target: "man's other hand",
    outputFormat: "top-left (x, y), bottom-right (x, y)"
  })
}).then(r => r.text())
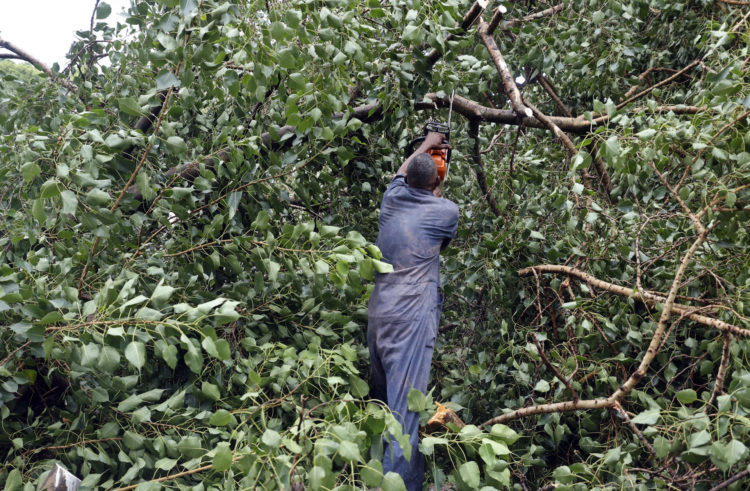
top-left (433, 186), bottom-right (442, 198)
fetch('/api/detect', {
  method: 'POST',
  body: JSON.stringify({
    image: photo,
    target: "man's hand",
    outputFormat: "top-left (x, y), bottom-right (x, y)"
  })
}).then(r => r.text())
top-left (432, 186), bottom-right (442, 198)
top-left (422, 131), bottom-right (451, 152)
top-left (396, 131), bottom-right (452, 176)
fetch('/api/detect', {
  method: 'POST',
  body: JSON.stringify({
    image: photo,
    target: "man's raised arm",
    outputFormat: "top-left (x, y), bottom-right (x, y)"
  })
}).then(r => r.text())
top-left (395, 131), bottom-right (451, 176)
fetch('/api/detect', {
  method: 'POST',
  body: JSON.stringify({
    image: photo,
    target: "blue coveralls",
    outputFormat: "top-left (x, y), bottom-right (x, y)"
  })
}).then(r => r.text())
top-left (368, 174), bottom-right (459, 491)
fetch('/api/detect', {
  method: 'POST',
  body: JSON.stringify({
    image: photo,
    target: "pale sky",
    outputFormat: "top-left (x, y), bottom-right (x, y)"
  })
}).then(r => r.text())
top-left (0, 0), bottom-right (131, 68)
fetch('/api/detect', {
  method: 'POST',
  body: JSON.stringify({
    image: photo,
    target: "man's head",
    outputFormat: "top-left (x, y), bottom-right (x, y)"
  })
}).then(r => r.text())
top-left (406, 153), bottom-right (440, 190)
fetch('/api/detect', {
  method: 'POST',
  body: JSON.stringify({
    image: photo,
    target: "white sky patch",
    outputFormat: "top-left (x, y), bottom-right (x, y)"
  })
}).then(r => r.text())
top-left (515, 75), bottom-right (526, 85)
top-left (0, 0), bottom-right (131, 68)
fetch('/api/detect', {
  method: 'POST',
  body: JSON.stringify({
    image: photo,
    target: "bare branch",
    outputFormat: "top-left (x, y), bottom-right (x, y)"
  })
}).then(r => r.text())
top-left (503, 3), bottom-right (567, 28)
top-left (481, 398), bottom-right (613, 427)
top-left (0, 37), bottom-right (77, 92)
top-left (518, 265), bottom-right (750, 337)
top-left (616, 60), bottom-right (700, 110)
top-left (707, 332), bottom-right (732, 409)
top-left (469, 122), bottom-right (502, 217)
top-left (539, 75), bottom-right (573, 117)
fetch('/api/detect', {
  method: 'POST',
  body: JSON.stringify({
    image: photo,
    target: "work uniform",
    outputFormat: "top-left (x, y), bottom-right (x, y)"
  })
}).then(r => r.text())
top-left (368, 174), bottom-right (459, 491)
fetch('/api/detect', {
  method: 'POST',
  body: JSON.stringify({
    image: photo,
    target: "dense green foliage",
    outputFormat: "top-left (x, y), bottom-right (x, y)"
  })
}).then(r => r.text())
top-left (1, 0), bottom-right (749, 489)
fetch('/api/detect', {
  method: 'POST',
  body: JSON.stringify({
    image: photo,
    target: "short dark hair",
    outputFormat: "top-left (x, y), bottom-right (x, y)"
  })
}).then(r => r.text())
top-left (407, 153), bottom-right (437, 189)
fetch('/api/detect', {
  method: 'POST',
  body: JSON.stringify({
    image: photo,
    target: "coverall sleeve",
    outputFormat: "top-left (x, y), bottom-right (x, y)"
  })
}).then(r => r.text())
top-left (439, 201), bottom-right (460, 250)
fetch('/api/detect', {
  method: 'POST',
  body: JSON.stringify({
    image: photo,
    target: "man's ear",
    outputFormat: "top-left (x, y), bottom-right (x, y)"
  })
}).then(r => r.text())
top-left (432, 175), bottom-right (441, 190)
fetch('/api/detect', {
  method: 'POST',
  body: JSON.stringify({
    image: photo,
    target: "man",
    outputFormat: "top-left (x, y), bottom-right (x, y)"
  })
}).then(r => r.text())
top-left (368, 132), bottom-right (459, 490)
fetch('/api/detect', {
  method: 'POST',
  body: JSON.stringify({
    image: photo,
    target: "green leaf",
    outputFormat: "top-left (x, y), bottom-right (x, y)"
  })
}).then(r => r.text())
top-left (213, 442), bottom-right (233, 471)
top-left (162, 344), bottom-right (178, 369)
top-left (40, 179), bottom-right (62, 198)
top-left (156, 71), bottom-right (180, 90)
top-left (183, 338), bottom-right (203, 374)
top-left (381, 472), bottom-right (407, 491)
top-left (402, 25), bottom-right (420, 42)
top-left (201, 381), bottom-right (221, 401)
top-left (118, 97), bottom-right (143, 116)
top-left (636, 128), bottom-right (657, 139)
top-left (96, 1), bottom-right (112, 19)
top-left (209, 409), bottom-right (232, 426)
top-left (631, 408), bottom-right (660, 425)
top-left (373, 260), bottom-right (393, 274)
top-left (166, 136), bottom-right (187, 154)
top-left (262, 428), bottom-right (281, 447)
top-left (338, 440), bottom-right (361, 462)
top-left (490, 424), bottom-right (520, 445)
top-left (21, 162), bottom-right (41, 182)
top-left (125, 341), bottom-right (146, 370)
top-left (97, 345), bottom-right (121, 372)
top-left (534, 379), bottom-right (551, 392)
top-left (177, 435), bottom-right (204, 458)
top-left (458, 461), bottom-right (481, 489)
top-left (278, 48), bottom-right (297, 69)
top-left (676, 389), bottom-right (697, 404)
top-left (361, 459), bottom-right (384, 487)
top-left (60, 190), bottom-right (78, 216)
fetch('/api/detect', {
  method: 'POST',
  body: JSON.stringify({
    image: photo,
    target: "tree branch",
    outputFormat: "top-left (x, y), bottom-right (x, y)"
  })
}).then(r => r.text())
top-left (477, 18), bottom-right (530, 117)
top-left (616, 60), bottom-right (700, 110)
top-left (539, 75), bottom-right (573, 117)
top-left (469, 121), bottom-right (502, 217)
top-left (0, 37), bottom-right (77, 92)
top-left (518, 265), bottom-right (750, 337)
top-left (481, 398), bottom-right (613, 426)
top-left (503, 3), bottom-right (567, 28)
top-left (534, 335), bottom-right (579, 400)
top-left (707, 332), bottom-right (732, 408)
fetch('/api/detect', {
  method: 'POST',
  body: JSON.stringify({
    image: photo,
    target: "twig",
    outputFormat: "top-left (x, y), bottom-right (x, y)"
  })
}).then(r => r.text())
top-left (707, 332), bottom-right (732, 409)
top-left (469, 122), bottom-right (502, 216)
top-left (534, 335), bottom-right (579, 400)
top-left (616, 60), bottom-right (700, 110)
top-left (481, 397), bottom-right (613, 426)
top-left (709, 470), bottom-right (750, 491)
top-left (503, 3), bottom-right (567, 28)
top-left (89, 0), bottom-right (102, 33)
top-left (524, 100), bottom-right (577, 156)
top-left (539, 75), bottom-right (572, 117)
top-left (613, 400), bottom-right (655, 456)
top-left (111, 457), bottom-right (241, 491)
top-left (0, 341), bottom-right (30, 368)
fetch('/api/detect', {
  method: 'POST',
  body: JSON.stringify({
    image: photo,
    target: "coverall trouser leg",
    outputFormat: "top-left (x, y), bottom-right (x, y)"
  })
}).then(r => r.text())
top-left (368, 314), bottom-right (437, 491)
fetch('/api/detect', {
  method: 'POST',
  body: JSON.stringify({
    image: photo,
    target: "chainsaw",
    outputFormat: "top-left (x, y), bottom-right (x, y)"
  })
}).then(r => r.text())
top-left (406, 90), bottom-right (455, 182)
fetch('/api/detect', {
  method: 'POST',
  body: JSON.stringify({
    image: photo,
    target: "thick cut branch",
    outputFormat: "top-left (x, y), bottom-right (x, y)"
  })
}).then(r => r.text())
top-left (519, 265), bottom-right (750, 337)
top-left (477, 18), bottom-right (530, 117)
top-left (487, 6), bottom-right (507, 35)
top-left (418, 93), bottom-right (706, 134)
top-left (0, 37), bottom-right (77, 92)
top-left (481, 398), bottom-right (612, 426)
